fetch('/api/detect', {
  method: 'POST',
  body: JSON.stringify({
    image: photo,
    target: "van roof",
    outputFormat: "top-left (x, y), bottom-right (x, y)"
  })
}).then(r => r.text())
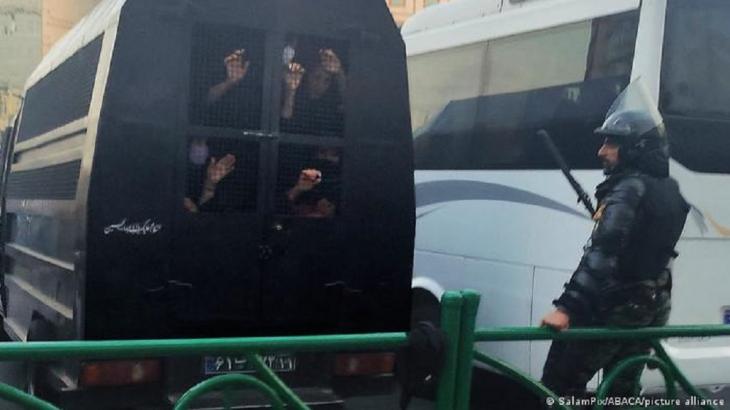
top-left (25, 0), bottom-right (126, 90)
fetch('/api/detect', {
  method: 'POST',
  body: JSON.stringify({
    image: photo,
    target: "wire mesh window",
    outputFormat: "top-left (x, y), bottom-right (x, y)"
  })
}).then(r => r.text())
top-left (280, 35), bottom-right (348, 137)
top-left (184, 137), bottom-right (259, 213)
top-left (189, 25), bottom-right (265, 130)
top-left (276, 143), bottom-right (343, 218)
top-left (17, 36), bottom-right (102, 143)
top-left (6, 213), bottom-right (77, 263)
top-left (6, 160), bottom-right (82, 200)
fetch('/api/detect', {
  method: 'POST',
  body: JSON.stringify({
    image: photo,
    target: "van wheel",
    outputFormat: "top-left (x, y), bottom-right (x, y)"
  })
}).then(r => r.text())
top-left (411, 288), bottom-right (441, 328)
top-left (25, 317), bottom-right (53, 402)
top-left (470, 366), bottom-right (546, 410)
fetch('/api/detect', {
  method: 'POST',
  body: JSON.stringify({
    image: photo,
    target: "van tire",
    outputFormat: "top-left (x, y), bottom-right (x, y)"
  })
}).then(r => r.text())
top-left (411, 288), bottom-right (441, 328)
top-left (25, 316), bottom-right (54, 402)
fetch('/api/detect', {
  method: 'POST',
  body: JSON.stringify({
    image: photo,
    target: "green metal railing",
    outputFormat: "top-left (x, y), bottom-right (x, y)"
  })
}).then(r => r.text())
top-left (0, 333), bottom-right (409, 409)
top-left (1, 290), bottom-right (729, 409)
top-left (457, 290), bottom-right (730, 410)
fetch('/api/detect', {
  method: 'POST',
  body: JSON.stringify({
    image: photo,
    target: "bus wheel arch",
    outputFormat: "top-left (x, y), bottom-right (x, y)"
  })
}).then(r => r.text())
top-left (411, 278), bottom-right (444, 328)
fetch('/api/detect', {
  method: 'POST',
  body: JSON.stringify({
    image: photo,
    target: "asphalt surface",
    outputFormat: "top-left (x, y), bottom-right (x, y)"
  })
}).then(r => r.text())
top-left (2, 360), bottom-right (729, 409)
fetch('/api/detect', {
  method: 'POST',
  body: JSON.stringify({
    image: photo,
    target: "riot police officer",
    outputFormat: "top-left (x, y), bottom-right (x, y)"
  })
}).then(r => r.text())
top-left (540, 80), bottom-right (690, 399)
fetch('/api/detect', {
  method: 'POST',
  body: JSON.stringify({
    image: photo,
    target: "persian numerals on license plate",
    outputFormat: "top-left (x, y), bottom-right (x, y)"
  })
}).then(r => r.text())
top-left (204, 354), bottom-right (296, 375)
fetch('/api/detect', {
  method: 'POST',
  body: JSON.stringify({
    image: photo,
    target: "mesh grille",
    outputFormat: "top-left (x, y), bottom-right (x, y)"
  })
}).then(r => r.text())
top-left (185, 137), bottom-right (259, 213)
top-left (189, 25), bottom-right (265, 130)
top-left (6, 160), bottom-right (82, 200)
top-left (276, 143), bottom-right (342, 217)
top-left (7, 213), bottom-right (76, 263)
top-left (17, 37), bottom-right (102, 142)
top-left (280, 35), bottom-right (348, 137)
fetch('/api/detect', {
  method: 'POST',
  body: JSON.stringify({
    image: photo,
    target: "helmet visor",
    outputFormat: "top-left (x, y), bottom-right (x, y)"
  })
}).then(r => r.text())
top-left (594, 78), bottom-right (664, 138)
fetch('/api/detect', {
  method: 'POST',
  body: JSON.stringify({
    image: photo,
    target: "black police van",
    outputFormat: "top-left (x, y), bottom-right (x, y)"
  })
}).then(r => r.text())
top-left (0, 0), bottom-right (414, 408)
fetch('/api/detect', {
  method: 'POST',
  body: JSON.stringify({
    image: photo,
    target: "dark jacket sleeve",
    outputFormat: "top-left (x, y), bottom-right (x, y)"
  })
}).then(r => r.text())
top-left (554, 176), bottom-right (646, 318)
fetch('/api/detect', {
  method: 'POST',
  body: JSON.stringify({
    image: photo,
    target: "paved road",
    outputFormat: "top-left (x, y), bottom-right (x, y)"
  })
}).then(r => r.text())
top-left (344, 372), bottom-right (730, 410)
top-left (345, 395), bottom-right (433, 410)
top-left (2, 360), bottom-right (729, 409)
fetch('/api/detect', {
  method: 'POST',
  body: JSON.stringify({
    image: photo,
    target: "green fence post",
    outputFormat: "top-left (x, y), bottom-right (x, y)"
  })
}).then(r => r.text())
top-left (247, 353), bottom-right (309, 410)
top-left (436, 291), bottom-right (463, 410)
top-left (454, 290), bottom-right (480, 410)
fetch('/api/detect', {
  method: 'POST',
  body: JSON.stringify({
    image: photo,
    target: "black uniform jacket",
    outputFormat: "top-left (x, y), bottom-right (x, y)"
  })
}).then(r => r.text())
top-left (555, 147), bottom-right (690, 320)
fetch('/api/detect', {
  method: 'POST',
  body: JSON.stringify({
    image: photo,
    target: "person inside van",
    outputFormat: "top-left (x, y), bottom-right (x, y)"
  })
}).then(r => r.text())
top-left (280, 47), bottom-right (346, 136)
top-left (184, 138), bottom-right (236, 213)
top-left (206, 48), bottom-right (249, 105)
top-left (285, 146), bottom-right (341, 218)
top-left (203, 44), bottom-right (345, 136)
top-left (199, 48), bottom-right (262, 129)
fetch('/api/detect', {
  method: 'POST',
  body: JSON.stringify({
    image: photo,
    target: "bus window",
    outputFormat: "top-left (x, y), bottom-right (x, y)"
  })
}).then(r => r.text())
top-left (484, 22), bottom-right (591, 96)
top-left (184, 137), bottom-right (259, 213)
top-left (412, 10), bottom-right (639, 170)
top-left (660, 0), bottom-right (730, 173)
top-left (16, 36), bottom-right (102, 142)
top-left (408, 43), bottom-right (485, 133)
top-left (661, 0), bottom-right (730, 119)
top-left (279, 35), bottom-right (348, 137)
top-left (584, 13), bottom-right (640, 81)
top-left (276, 143), bottom-right (342, 218)
top-left (189, 25), bottom-right (264, 130)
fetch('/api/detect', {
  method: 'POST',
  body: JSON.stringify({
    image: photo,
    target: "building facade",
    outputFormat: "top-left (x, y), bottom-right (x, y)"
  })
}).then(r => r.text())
top-left (388, 0), bottom-right (450, 27)
top-left (0, 0), bottom-right (99, 128)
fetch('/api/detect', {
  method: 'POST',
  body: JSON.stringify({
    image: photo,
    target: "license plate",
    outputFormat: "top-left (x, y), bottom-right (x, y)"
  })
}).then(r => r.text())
top-left (204, 354), bottom-right (296, 375)
top-left (724, 308), bottom-right (730, 325)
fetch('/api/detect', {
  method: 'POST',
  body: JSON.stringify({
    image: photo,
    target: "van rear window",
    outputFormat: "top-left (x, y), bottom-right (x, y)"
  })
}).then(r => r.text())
top-left (276, 143), bottom-right (342, 218)
top-left (184, 136), bottom-right (259, 213)
top-left (279, 34), bottom-right (348, 138)
top-left (189, 25), bottom-right (265, 130)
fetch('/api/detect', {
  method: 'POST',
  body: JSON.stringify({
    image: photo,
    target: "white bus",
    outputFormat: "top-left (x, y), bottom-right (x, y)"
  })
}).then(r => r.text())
top-left (403, 0), bottom-right (730, 395)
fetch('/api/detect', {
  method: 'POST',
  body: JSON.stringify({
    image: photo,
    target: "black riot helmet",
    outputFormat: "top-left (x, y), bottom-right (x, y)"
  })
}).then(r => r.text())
top-left (594, 79), bottom-right (669, 176)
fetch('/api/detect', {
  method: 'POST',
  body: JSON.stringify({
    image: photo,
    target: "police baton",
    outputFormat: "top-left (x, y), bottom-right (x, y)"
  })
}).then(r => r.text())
top-left (537, 129), bottom-right (596, 218)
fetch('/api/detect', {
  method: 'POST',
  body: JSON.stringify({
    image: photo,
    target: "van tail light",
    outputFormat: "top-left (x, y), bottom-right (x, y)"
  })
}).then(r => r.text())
top-left (79, 359), bottom-right (161, 387)
top-left (334, 353), bottom-right (395, 376)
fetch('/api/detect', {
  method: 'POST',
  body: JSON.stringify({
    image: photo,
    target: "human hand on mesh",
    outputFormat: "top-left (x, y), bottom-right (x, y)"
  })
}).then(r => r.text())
top-left (296, 168), bottom-right (322, 191)
top-left (224, 49), bottom-right (249, 84)
top-left (206, 153), bottom-right (236, 184)
top-left (284, 62), bottom-right (305, 91)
